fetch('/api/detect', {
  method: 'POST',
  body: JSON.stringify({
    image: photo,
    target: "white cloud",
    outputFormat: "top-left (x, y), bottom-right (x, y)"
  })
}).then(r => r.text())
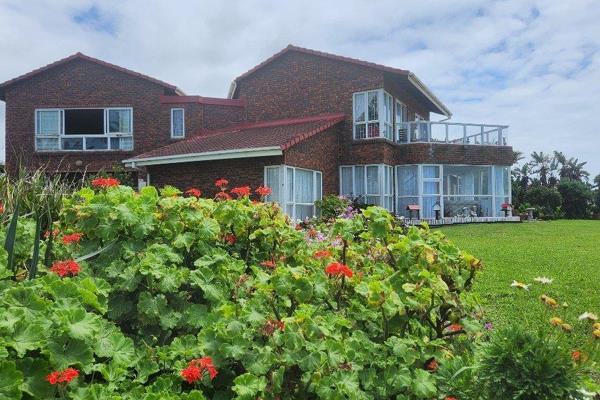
top-left (1, 0), bottom-right (599, 176)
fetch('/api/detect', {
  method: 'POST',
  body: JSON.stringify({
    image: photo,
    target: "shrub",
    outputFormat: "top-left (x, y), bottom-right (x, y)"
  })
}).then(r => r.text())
top-left (0, 182), bottom-right (485, 399)
top-left (557, 180), bottom-right (593, 219)
top-left (314, 194), bottom-right (351, 220)
top-left (524, 185), bottom-right (563, 219)
top-left (478, 327), bottom-right (583, 399)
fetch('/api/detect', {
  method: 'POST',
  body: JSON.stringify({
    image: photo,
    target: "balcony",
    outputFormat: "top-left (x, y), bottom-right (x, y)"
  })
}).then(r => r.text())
top-left (396, 121), bottom-right (509, 146)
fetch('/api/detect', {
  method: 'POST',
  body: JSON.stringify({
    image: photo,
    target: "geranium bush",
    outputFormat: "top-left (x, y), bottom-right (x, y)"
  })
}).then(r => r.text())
top-left (0, 179), bottom-right (485, 399)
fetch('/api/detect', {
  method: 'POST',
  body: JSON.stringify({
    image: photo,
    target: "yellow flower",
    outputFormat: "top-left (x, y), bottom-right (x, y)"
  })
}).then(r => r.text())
top-left (593, 330), bottom-right (600, 339)
top-left (561, 323), bottom-right (573, 333)
top-left (593, 323), bottom-right (600, 331)
top-left (540, 294), bottom-right (558, 308)
top-left (550, 317), bottom-right (563, 326)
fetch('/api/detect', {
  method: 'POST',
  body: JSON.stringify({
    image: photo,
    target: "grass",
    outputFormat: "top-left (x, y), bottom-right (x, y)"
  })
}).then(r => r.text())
top-left (439, 220), bottom-right (600, 349)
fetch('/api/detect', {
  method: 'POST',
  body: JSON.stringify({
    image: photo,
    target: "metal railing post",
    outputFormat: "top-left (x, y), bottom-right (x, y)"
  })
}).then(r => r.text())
top-left (463, 125), bottom-right (467, 144)
top-left (445, 124), bottom-right (449, 143)
top-left (480, 125), bottom-right (484, 144)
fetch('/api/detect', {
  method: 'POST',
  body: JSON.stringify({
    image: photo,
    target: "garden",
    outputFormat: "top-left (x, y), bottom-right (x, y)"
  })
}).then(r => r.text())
top-left (0, 171), bottom-right (599, 399)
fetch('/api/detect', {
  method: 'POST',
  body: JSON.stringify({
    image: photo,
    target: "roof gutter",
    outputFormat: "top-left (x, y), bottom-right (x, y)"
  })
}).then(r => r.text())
top-left (407, 73), bottom-right (452, 118)
top-left (227, 80), bottom-right (237, 99)
top-left (122, 146), bottom-right (283, 167)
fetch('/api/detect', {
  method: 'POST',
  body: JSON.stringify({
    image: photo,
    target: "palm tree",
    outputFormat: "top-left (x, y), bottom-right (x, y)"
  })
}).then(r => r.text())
top-left (512, 151), bottom-right (524, 165)
top-left (529, 151), bottom-right (554, 186)
top-left (554, 151), bottom-right (589, 181)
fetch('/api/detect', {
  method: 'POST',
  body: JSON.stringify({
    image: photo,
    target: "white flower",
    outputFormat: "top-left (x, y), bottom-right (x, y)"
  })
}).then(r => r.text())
top-left (578, 312), bottom-right (599, 321)
top-left (511, 280), bottom-right (530, 291)
top-left (533, 276), bottom-right (553, 284)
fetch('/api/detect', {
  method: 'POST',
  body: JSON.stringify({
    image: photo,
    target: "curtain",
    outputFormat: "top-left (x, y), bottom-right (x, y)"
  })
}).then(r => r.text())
top-left (295, 169), bottom-right (314, 203)
top-left (341, 167), bottom-right (353, 196)
top-left (37, 110), bottom-right (60, 135)
top-left (396, 166), bottom-right (418, 196)
top-left (265, 167), bottom-right (281, 203)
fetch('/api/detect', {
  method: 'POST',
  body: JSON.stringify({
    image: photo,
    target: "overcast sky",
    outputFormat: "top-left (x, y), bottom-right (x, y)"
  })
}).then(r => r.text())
top-left (1, 0), bottom-right (599, 177)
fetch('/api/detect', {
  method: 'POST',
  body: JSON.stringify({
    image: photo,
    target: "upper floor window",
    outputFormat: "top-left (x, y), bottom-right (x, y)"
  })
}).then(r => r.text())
top-left (171, 108), bottom-right (185, 138)
top-left (353, 90), bottom-right (393, 141)
top-left (34, 108), bottom-right (133, 152)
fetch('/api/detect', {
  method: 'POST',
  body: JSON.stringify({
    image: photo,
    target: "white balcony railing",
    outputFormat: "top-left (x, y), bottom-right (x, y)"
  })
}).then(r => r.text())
top-left (396, 121), bottom-right (508, 146)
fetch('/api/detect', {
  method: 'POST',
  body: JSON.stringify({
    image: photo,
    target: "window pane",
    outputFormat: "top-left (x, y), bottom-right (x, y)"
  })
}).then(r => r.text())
top-left (295, 169), bottom-right (314, 203)
top-left (286, 167), bottom-right (294, 203)
top-left (444, 165), bottom-right (491, 196)
top-left (423, 181), bottom-right (439, 195)
top-left (366, 196), bottom-right (380, 205)
top-left (397, 166), bottom-right (418, 196)
top-left (341, 167), bottom-right (353, 196)
top-left (423, 166), bottom-right (440, 179)
top-left (64, 109), bottom-right (104, 135)
top-left (354, 124), bottom-right (366, 139)
top-left (384, 166), bottom-right (393, 195)
top-left (171, 109), bottom-right (184, 137)
top-left (108, 109), bottom-right (131, 133)
top-left (395, 102), bottom-right (405, 123)
top-left (367, 123), bottom-right (380, 138)
top-left (315, 172), bottom-right (322, 201)
top-left (368, 91), bottom-right (378, 121)
top-left (384, 93), bottom-right (392, 123)
top-left (494, 166), bottom-right (510, 196)
top-left (36, 137), bottom-right (59, 150)
top-left (366, 166), bottom-right (379, 195)
top-left (85, 137), bottom-right (108, 150)
top-left (422, 196), bottom-right (441, 218)
top-left (265, 167), bottom-right (281, 203)
top-left (444, 196), bottom-right (492, 218)
top-left (296, 205), bottom-right (314, 220)
top-left (397, 197), bottom-right (419, 217)
top-left (354, 93), bottom-right (366, 122)
top-left (37, 110), bottom-right (60, 135)
top-left (62, 137), bottom-right (83, 150)
top-left (355, 166), bottom-right (365, 196)
top-left (495, 196), bottom-right (510, 217)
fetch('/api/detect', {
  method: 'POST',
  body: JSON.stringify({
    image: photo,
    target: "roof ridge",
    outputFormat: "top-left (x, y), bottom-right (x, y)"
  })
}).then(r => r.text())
top-left (0, 52), bottom-right (178, 92)
top-left (234, 44), bottom-right (410, 82)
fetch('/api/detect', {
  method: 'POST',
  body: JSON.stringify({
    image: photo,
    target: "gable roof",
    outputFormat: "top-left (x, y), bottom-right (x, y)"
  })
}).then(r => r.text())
top-left (124, 113), bottom-right (345, 167)
top-left (0, 52), bottom-right (180, 100)
top-left (229, 44), bottom-right (451, 117)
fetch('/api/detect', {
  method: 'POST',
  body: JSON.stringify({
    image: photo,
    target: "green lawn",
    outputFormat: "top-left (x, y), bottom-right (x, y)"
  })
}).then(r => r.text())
top-left (439, 220), bottom-right (600, 348)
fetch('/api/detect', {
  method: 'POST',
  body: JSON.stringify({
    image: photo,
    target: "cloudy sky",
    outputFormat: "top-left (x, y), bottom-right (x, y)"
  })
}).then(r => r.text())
top-left (1, 0), bottom-right (599, 176)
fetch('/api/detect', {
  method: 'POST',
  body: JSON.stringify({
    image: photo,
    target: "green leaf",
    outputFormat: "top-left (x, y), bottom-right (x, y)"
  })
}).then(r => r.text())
top-left (411, 369), bottom-right (437, 398)
top-left (0, 361), bottom-right (23, 400)
top-left (46, 337), bottom-right (94, 369)
top-left (4, 202), bottom-right (19, 273)
top-left (232, 373), bottom-right (267, 399)
top-left (95, 326), bottom-right (136, 367)
top-left (28, 217), bottom-right (42, 280)
top-left (8, 321), bottom-right (44, 357)
top-left (17, 357), bottom-right (55, 399)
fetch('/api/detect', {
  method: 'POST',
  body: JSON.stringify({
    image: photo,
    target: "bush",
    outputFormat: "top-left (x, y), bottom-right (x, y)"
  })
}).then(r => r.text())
top-left (0, 181), bottom-right (486, 399)
top-left (314, 194), bottom-right (351, 220)
top-left (557, 180), bottom-right (593, 219)
top-left (478, 327), bottom-right (583, 399)
top-left (524, 185), bottom-right (563, 219)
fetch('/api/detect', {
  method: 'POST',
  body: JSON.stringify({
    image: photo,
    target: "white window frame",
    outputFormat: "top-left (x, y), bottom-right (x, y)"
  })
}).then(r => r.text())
top-left (394, 164), bottom-right (512, 219)
top-left (352, 89), bottom-right (394, 141)
top-left (170, 108), bottom-right (185, 139)
top-left (395, 100), bottom-right (408, 142)
top-left (264, 165), bottom-right (323, 221)
top-left (34, 107), bottom-right (133, 152)
top-left (339, 164), bottom-right (394, 212)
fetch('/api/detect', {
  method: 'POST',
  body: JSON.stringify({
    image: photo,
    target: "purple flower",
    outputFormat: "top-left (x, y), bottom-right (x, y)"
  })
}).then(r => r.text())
top-left (484, 322), bottom-right (494, 330)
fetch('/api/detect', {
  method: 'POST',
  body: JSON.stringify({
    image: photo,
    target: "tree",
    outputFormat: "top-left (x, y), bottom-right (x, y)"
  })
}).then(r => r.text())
top-left (556, 180), bottom-right (593, 219)
top-left (524, 184), bottom-right (563, 219)
top-left (554, 151), bottom-right (589, 182)
top-left (594, 174), bottom-right (600, 214)
top-left (529, 151), bottom-right (556, 187)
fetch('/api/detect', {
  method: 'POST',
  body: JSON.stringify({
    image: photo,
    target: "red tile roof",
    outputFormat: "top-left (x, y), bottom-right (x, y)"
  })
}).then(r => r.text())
top-left (0, 52), bottom-right (178, 99)
top-left (235, 44), bottom-right (410, 82)
top-left (129, 113), bottom-right (345, 161)
top-left (160, 95), bottom-right (244, 107)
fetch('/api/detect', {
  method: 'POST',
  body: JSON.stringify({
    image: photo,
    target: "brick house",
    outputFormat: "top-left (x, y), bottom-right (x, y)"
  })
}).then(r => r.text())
top-left (0, 45), bottom-right (514, 222)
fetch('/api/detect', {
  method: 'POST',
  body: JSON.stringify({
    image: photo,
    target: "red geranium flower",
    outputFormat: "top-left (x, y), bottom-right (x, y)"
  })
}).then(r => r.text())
top-left (255, 186), bottom-right (272, 197)
top-left (263, 319), bottom-right (285, 336)
top-left (425, 359), bottom-right (439, 371)
top-left (215, 191), bottom-right (232, 201)
top-left (215, 178), bottom-right (229, 189)
top-left (180, 356), bottom-right (218, 383)
top-left (446, 323), bottom-right (463, 333)
top-left (0, 203), bottom-right (3, 214)
top-left (325, 262), bottom-right (353, 278)
top-left (314, 250), bottom-right (331, 258)
top-left (62, 233), bottom-right (83, 245)
top-left (231, 186), bottom-right (251, 198)
top-left (445, 397), bottom-right (458, 400)
top-left (91, 177), bottom-right (120, 188)
top-left (50, 260), bottom-right (81, 277)
top-left (46, 368), bottom-right (79, 385)
top-left (260, 260), bottom-right (276, 269)
top-left (571, 350), bottom-right (582, 362)
top-left (224, 234), bottom-right (236, 245)
top-left (185, 188), bottom-right (202, 198)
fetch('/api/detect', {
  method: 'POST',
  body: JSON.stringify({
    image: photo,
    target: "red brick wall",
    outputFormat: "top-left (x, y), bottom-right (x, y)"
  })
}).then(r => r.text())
top-left (284, 125), bottom-right (341, 195)
top-left (146, 156), bottom-right (283, 196)
top-left (4, 58), bottom-right (175, 175)
top-left (202, 104), bottom-right (246, 131)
